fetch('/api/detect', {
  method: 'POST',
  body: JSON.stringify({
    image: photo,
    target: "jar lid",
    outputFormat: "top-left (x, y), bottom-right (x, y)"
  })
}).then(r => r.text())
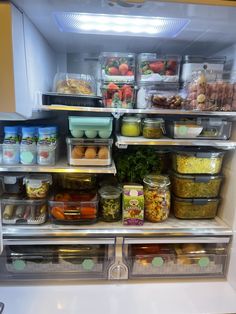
top-left (143, 175), bottom-right (170, 188)
top-left (122, 116), bottom-right (141, 123)
top-left (99, 185), bottom-right (122, 198)
top-left (143, 118), bottom-right (164, 126)
top-left (24, 174), bottom-right (52, 185)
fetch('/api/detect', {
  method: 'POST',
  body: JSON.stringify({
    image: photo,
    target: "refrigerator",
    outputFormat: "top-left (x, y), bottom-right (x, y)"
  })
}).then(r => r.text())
top-left (1, 0), bottom-right (236, 313)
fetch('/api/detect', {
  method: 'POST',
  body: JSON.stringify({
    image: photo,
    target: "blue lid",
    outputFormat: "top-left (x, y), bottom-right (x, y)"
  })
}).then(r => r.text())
top-left (22, 127), bottom-right (36, 134)
top-left (4, 126), bottom-right (19, 133)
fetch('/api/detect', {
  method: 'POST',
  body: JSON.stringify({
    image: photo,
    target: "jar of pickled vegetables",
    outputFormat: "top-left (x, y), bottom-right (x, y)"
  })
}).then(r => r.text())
top-left (142, 118), bottom-right (164, 139)
top-left (121, 116), bottom-right (141, 137)
top-left (99, 185), bottom-right (122, 222)
top-left (143, 175), bottom-right (171, 222)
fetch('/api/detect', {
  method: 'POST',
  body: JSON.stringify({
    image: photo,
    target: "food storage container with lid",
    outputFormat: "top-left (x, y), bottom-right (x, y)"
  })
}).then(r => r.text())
top-left (37, 145), bottom-right (57, 166)
top-left (137, 54), bottom-right (180, 83)
top-left (59, 174), bottom-right (96, 191)
top-left (1, 196), bottom-right (47, 225)
top-left (24, 174), bottom-right (52, 199)
top-left (172, 148), bottom-right (225, 174)
top-left (49, 191), bottom-right (98, 225)
top-left (172, 195), bottom-right (220, 219)
top-left (121, 116), bottom-right (141, 137)
top-left (38, 126), bottom-right (58, 145)
top-left (142, 118), bottom-right (165, 139)
top-left (171, 172), bottom-right (223, 198)
top-left (101, 83), bottom-right (135, 108)
top-left (69, 116), bottom-right (113, 139)
top-left (67, 138), bottom-right (113, 166)
top-left (20, 144), bottom-right (37, 165)
top-left (143, 175), bottom-right (171, 222)
top-left (100, 52), bottom-right (135, 83)
top-left (99, 185), bottom-right (122, 222)
top-left (2, 144), bottom-right (20, 165)
top-left (53, 73), bottom-right (96, 95)
top-left (149, 84), bottom-right (185, 109)
top-left (0, 174), bottom-right (25, 194)
top-left (3, 126), bottom-right (19, 144)
top-left (181, 56), bottom-right (226, 83)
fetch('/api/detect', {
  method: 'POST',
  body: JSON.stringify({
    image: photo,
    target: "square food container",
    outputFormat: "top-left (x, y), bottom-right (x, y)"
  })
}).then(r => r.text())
top-left (166, 118), bottom-right (232, 139)
top-left (66, 138), bottom-right (113, 166)
top-left (69, 116), bottom-right (113, 139)
top-left (0, 174), bottom-right (25, 194)
top-left (172, 195), bottom-right (220, 219)
top-left (171, 172), bottom-right (223, 198)
top-left (101, 83), bottom-right (135, 108)
top-left (49, 191), bottom-right (98, 225)
top-left (100, 52), bottom-right (135, 83)
top-left (137, 54), bottom-right (181, 83)
top-left (172, 149), bottom-right (225, 175)
top-left (24, 174), bottom-right (52, 199)
top-left (1, 196), bottom-right (47, 225)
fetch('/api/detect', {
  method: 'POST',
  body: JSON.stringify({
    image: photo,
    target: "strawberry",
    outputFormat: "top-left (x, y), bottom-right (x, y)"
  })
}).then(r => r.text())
top-left (149, 61), bottom-right (164, 73)
top-left (119, 63), bottom-right (129, 75)
top-left (167, 60), bottom-right (177, 71)
top-left (165, 70), bottom-right (175, 76)
top-left (122, 86), bottom-right (133, 99)
top-left (106, 99), bottom-right (113, 107)
top-left (127, 71), bottom-right (134, 76)
top-left (107, 82), bottom-right (119, 90)
top-left (108, 67), bottom-right (119, 75)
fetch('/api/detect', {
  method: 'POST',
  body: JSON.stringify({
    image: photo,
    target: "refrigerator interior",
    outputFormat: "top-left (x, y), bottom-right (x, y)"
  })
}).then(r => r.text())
top-left (1, 0), bottom-right (236, 298)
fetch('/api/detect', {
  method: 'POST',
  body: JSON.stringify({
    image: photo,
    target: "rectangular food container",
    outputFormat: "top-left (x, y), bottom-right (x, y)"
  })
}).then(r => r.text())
top-left (166, 118), bottom-right (232, 139)
top-left (137, 54), bottom-right (181, 83)
top-left (172, 149), bottom-right (225, 174)
top-left (49, 191), bottom-right (98, 225)
top-left (4, 243), bottom-right (114, 280)
top-left (101, 83), bottom-right (135, 108)
top-left (53, 72), bottom-right (96, 95)
top-left (171, 172), bottom-right (223, 198)
top-left (181, 56), bottom-right (226, 83)
top-left (124, 242), bottom-right (227, 278)
top-left (69, 116), bottom-right (113, 139)
top-left (58, 174), bottom-right (96, 191)
top-left (172, 195), bottom-right (220, 219)
top-left (66, 138), bottom-right (112, 166)
top-left (0, 174), bottom-right (25, 194)
top-left (1, 197), bottom-right (47, 225)
top-left (100, 52), bottom-right (135, 83)
top-left (42, 93), bottom-right (103, 107)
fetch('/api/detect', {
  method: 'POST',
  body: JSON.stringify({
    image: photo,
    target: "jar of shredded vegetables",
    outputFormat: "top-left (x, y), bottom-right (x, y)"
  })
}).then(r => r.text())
top-left (99, 185), bottom-right (122, 222)
top-left (143, 175), bottom-right (171, 222)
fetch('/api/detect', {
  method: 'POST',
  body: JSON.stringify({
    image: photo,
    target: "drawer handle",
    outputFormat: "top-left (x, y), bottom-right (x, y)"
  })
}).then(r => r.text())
top-left (0, 302), bottom-right (4, 314)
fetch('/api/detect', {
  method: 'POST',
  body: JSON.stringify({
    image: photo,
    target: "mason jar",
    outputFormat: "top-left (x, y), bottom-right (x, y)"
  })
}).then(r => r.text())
top-left (121, 116), bottom-right (141, 137)
top-left (99, 185), bottom-right (122, 222)
top-left (142, 118), bottom-right (164, 139)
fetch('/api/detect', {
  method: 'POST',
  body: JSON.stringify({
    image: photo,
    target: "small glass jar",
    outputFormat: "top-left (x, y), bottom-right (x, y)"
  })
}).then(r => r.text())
top-left (143, 175), bottom-right (171, 222)
top-left (121, 116), bottom-right (141, 137)
top-left (142, 118), bottom-right (164, 139)
top-left (99, 185), bottom-right (122, 222)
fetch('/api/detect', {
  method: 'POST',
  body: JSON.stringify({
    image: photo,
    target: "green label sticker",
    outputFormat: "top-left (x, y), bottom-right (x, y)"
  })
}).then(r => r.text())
top-left (82, 259), bottom-right (95, 271)
top-left (178, 126), bottom-right (188, 136)
top-left (198, 257), bottom-right (210, 267)
top-left (13, 259), bottom-right (26, 271)
top-left (21, 151), bottom-right (34, 163)
top-left (152, 257), bottom-right (164, 267)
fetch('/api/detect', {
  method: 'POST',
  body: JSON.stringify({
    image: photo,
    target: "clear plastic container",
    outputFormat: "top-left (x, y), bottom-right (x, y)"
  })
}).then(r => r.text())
top-left (101, 83), bottom-right (135, 108)
top-left (53, 72), bottom-right (96, 95)
top-left (171, 172), bottom-right (223, 198)
top-left (69, 116), bottom-right (113, 139)
top-left (3, 126), bottom-right (19, 144)
top-left (49, 192), bottom-right (98, 225)
top-left (2, 144), bottom-right (20, 165)
top-left (121, 116), bottom-right (141, 137)
top-left (143, 175), bottom-right (171, 222)
top-left (137, 54), bottom-right (180, 83)
top-left (166, 118), bottom-right (232, 139)
top-left (38, 127), bottom-right (57, 145)
top-left (67, 138), bottom-right (112, 166)
top-left (100, 52), bottom-right (135, 83)
top-left (1, 197), bottom-right (47, 225)
top-left (150, 84), bottom-right (185, 109)
top-left (24, 174), bottom-right (52, 199)
top-left (142, 118), bottom-right (165, 139)
top-left (172, 149), bottom-right (225, 175)
top-left (37, 145), bottom-right (56, 166)
top-left (99, 185), bottom-right (122, 222)
top-left (0, 174), bottom-right (25, 194)
top-left (173, 196), bottom-right (220, 219)
top-left (59, 174), bottom-right (96, 191)
top-left (20, 144), bottom-right (37, 165)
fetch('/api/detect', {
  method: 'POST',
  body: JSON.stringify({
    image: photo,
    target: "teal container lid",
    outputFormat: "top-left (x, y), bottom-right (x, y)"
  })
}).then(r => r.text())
top-left (69, 116), bottom-right (113, 131)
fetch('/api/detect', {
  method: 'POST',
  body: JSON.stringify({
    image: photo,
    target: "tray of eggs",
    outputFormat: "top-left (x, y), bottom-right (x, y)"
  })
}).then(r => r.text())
top-left (66, 138), bottom-right (113, 166)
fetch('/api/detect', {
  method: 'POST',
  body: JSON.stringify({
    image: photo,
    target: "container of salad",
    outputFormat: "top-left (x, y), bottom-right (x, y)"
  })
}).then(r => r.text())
top-left (99, 185), bottom-right (122, 222)
top-left (24, 174), bottom-right (52, 199)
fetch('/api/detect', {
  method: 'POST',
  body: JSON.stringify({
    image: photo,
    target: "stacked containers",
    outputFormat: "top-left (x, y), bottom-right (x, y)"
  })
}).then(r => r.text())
top-left (171, 148), bottom-right (225, 219)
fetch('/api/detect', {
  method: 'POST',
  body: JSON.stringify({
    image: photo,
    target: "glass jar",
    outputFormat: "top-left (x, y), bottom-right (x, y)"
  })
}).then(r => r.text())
top-left (142, 118), bottom-right (164, 139)
top-left (121, 116), bottom-right (141, 137)
top-left (99, 185), bottom-right (122, 222)
top-left (143, 175), bottom-right (171, 222)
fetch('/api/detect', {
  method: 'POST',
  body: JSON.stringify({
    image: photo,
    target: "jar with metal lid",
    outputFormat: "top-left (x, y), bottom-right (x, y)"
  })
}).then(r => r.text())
top-left (142, 118), bottom-right (164, 139)
top-left (143, 175), bottom-right (171, 222)
top-left (99, 185), bottom-right (122, 222)
top-left (121, 116), bottom-right (141, 137)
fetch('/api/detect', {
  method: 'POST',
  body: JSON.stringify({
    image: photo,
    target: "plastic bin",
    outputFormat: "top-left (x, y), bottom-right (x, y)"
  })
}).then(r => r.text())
top-left (69, 116), bottom-right (113, 139)
top-left (100, 52), bottom-right (135, 83)
top-left (58, 174), bottom-right (96, 191)
top-left (101, 83), bottom-right (135, 108)
top-left (172, 149), bottom-right (225, 174)
top-left (66, 138), bottom-right (113, 166)
top-left (172, 195), bottom-right (220, 219)
top-left (171, 172), bottom-right (223, 198)
top-left (24, 174), bottom-right (52, 199)
top-left (0, 174), bottom-right (25, 194)
top-left (149, 84), bottom-right (185, 109)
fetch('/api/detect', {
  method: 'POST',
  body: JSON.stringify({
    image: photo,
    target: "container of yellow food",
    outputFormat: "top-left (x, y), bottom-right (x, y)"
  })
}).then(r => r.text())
top-left (142, 118), bottom-right (165, 139)
top-left (121, 116), bottom-right (141, 137)
top-left (24, 174), bottom-right (52, 199)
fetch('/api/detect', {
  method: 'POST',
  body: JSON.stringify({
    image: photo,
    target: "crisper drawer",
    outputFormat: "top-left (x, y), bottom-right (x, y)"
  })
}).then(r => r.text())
top-left (123, 237), bottom-right (229, 279)
top-left (0, 238), bottom-right (115, 280)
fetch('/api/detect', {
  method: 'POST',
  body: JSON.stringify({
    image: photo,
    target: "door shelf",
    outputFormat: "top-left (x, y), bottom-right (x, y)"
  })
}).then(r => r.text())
top-left (0, 159), bottom-right (116, 174)
top-left (116, 135), bottom-right (236, 149)
top-left (2, 217), bottom-right (232, 240)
